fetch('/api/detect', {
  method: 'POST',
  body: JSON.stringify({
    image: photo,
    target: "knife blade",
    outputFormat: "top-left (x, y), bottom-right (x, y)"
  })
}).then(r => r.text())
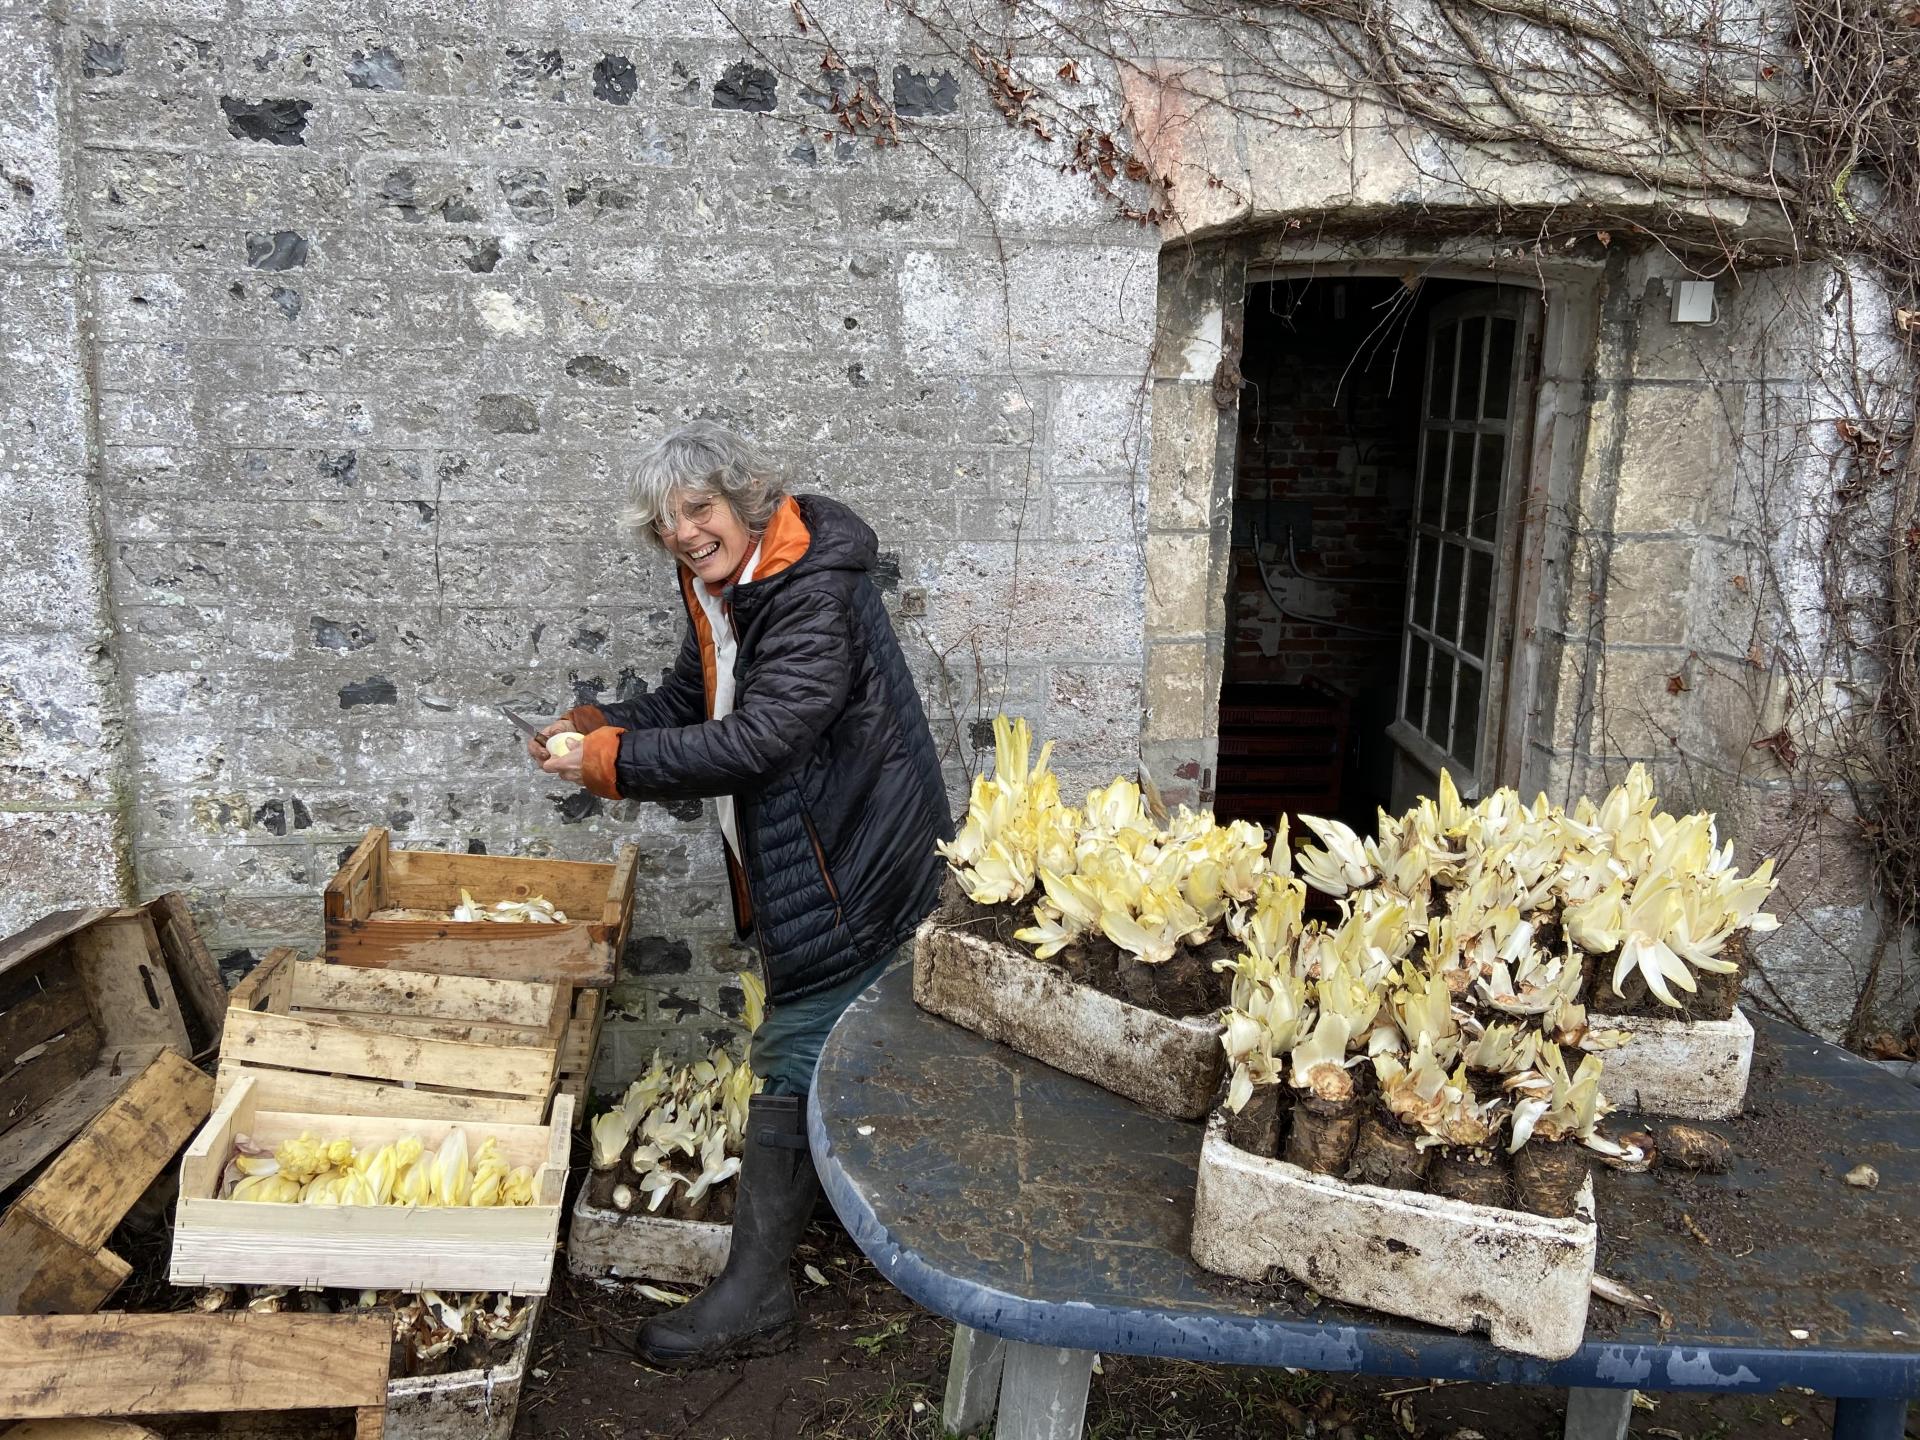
top-left (498, 704), bottom-right (545, 739)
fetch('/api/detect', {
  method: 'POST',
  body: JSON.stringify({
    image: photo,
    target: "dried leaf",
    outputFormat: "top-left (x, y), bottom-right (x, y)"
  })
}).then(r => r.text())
top-left (803, 1263), bottom-right (828, 1286)
top-left (1057, 60), bottom-right (1080, 82)
top-left (1897, 308), bottom-right (1917, 334)
top-left (1752, 726), bottom-right (1800, 768)
top-left (636, 1284), bottom-right (688, 1305)
top-left (1666, 673), bottom-right (1688, 695)
top-left (1596, 230), bottom-right (1612, 247)
top-left (1836, 417), bottom-right (1863, 445)
top-left (1730, 573), bottom-right (1749, 592)
top-left (1746, 643), bottom-right (1767, 670)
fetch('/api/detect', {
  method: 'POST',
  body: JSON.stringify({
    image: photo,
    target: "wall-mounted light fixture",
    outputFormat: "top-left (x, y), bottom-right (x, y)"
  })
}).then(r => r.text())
top-left (1671, 280), bottom-right (1717, 324)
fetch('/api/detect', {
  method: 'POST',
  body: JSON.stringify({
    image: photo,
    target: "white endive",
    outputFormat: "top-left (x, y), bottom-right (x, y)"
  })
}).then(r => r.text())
top-left (1294, 815), bottom-right (1375, 896)
top-left (1288, 1012), bottom-right (1355, 1101)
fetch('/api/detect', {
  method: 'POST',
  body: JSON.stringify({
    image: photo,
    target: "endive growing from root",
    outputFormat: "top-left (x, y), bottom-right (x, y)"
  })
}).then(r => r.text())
top-left (945, 717), bottom-right (1779, 1215)
top-left (584, 970), bottom-right (766, 1220)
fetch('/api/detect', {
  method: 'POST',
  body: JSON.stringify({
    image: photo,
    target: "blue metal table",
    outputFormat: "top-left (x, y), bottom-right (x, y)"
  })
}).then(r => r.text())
top-left (807, 965), bottom-right (1920, 1439)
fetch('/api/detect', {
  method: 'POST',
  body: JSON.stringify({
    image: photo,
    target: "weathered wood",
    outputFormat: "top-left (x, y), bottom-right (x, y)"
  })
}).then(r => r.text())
top-left (1, 1026), bottom-right (103, 1137)
top-left (1563, 1387), bottom-right (1633, 1440)
top-left (994, 1342), bottom-right (1093, 1440)
top-left (0, 1048), bottom-right (165, 1197)
top-left (220, 1009), bottom-right (557, 1099)
top-left (0, 910), bottom-right (116, 986)
top-left (210, 1065), bottom-right (547, 1126)
top-left (17, 1050), bottom-right (212, 1251)
top-left (64, 919), bottom-right (191, 1058)
top-left (225, 947), bottom-right (295, 1014)
top-left (943, 1323), bottom-right (1007, 1436)
top-left (558, 989), bottom-right (603, 1074)
top-left (289, 965), bottom-right (563, 1030)
top-left (325, 829), bottom-right (387, 929)
top-left (146, 892), bottom-right (228, 1052)
top-left (0, 1311), bottom-right (391, 1418)
top-left (172, 1079), bottom-right (569, 1294)
top-left (325, 924), bottom-right (616, 988)
top-left (0, 1209), bottom-right (130, 1314)
top-left (0, 987), bottom-right (93, 1074)
top-left (384, 848), bottom-right (612, 916)
top-left (603, 845), bottom-right (640, 940)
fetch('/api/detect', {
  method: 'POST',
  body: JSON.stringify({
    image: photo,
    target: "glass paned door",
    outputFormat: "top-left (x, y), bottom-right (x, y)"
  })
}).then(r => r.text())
top-left (1393, 290), bottom-right (1535, 798)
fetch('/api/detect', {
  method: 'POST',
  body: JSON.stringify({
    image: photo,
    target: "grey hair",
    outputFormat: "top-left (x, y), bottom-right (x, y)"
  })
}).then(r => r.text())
top-left (624, 421), bottom-right (787, 546)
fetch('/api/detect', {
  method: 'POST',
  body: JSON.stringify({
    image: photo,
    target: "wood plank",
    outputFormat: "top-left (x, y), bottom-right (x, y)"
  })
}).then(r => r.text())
top-left (0, 1047), bottom-right (165, 1198)
top-left (289, 963), bottom-right (561, 1029)
top-left (0, 1209), bottom-right (130, 1315)
top-left (18, 1050), bottom-right (212, 1251)
top-left (1, 1026), bottom-right (103, 1138)
top-left (558, 990), bottom-right (603, 1072)
top-left (283, 1011), bottom-right (557, 1049)
top-left (538, 1093), bottom-right (574, 1203)
top-left (325, 923), bottom-right (615, 988)
top-left (0, 1312), bottom-right (391, 1416)
top-left (0, 987), bottom-right (92, 1070)
top-left (226, 948), bottom-right (295, 1014)
top-left (220, 1010), bottom-right (556, 1098)
top-left (353, 1404), bottom-right (386, 1440)
top-left (602, 844), bottom-right (640, 936)
top-left (146, 893), bottom-right (228, 1053)
top-left (178, 1075), bottom-right (249, 1202)
top-left (382, 848), bottom-right (613, 916)
top-left (64, 920), bottom-right (190, 1057)
top-left (211, 1065), bottom-right (546, 1126)
top-left (324, 830), bottom-right (387, 929)
top-left (0, 911), bottom-right (116, 987)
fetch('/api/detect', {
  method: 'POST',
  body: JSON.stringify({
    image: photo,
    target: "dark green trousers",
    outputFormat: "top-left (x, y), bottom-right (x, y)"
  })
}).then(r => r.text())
top-left (749, 945), bottom-right (902, 1096)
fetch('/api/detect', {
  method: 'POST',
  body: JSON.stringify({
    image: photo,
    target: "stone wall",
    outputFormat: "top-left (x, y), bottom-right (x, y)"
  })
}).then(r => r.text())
top-left (3, 0), bottom-right (1909, 1079)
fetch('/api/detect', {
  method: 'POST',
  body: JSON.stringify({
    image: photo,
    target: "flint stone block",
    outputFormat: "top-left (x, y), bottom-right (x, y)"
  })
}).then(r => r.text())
top-left (221, 97), bottom-right (312, 146)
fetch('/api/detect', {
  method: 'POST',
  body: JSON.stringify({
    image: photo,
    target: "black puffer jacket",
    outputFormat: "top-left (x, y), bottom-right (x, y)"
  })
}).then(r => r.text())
top-left (581, 496), bottom-right (952, 1000)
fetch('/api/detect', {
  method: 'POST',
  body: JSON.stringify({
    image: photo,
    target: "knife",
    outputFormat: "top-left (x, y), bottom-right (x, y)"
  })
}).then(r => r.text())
top-left (498, 704), bottom-right (546, 739)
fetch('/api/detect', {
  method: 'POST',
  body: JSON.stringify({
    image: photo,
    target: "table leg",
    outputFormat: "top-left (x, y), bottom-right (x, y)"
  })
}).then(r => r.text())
top-left (994, 1341), bottom-right (1094, 1440)
top-left (1563, 1387), bottom-right (1633, 1440)
top-left (942, 1323), bottom-right (1007, 1435)
top-left (1831, 1396), bottom-right (1909, 1440)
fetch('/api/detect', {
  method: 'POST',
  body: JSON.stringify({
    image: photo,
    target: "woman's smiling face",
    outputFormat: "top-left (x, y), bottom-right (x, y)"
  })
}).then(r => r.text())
top-left (657, 489), bottom-right (754, 585)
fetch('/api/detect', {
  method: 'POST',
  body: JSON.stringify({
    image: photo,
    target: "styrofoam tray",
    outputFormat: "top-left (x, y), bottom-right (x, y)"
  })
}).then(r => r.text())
top-left (1597, 1006), bottom-right (1754, 1119)
top-left (911, 919), bottom-right (1224, 1120)
top-left (1190, 1116), bottom-right (1596, 1360)
top-left (567, 1187), bottom-right (731, 1287)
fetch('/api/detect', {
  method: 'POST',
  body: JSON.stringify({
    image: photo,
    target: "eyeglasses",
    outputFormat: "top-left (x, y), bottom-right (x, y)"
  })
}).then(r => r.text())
top-left (652, 495), bottom-right (719, 538)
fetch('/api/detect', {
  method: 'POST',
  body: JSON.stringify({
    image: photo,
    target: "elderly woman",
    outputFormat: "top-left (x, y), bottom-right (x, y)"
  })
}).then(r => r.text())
top-left (529, 421), bottom-right (951, 1366)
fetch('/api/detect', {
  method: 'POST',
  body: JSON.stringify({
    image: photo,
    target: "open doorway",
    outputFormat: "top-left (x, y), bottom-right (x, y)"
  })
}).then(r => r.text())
top-left (1215, 275), bottom-right (1539, 832)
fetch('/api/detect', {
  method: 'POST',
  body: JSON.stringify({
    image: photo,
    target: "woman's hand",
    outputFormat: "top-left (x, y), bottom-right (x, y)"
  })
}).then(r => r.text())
top-left (540, 737), bottom-right (586, 784)
top-left (526, 719), bottom-right (572, 765)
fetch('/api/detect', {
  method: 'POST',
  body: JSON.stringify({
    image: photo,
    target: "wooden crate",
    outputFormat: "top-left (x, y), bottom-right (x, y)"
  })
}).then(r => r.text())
top-left (2, 898), bottom-right (223, 1202)
top-left (171, 1074), bottom-right (571, 1295)
top-left (0, 1048), bottom-right (212, 1314)
top-left (556, 988), bottom-right (604, 1110)
top-left (0, 1311), bottom-right (391, 1437)
top-left (324, 830), bottom-right (638, 990)
top-left (218, 949), bottom-right (568, 1126)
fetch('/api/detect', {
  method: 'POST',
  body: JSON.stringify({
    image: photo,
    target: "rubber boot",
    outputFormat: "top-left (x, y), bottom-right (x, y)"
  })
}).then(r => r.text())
top-left (634, 1092), bottom-right (819, 1367)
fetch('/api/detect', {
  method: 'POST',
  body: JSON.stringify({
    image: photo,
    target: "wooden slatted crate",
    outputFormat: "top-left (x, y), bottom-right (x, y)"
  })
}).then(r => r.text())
top-left (218, 948), bottom-right (569, 1126)
top-left (323, 829), bottom-right (638, 990)
top-left (0, 1049), bottom-right (212, 1313)
top-left (0, 1311), bottom-right (391, 1438)
top-left (171, 1074), bottom-right (571, 1295)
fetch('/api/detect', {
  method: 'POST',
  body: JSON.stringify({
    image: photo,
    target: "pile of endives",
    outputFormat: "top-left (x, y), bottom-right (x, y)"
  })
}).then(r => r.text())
top-left (194, 1285), bottom-right (533, 1373)
top-left (586, 972), bottom-right (764, 1222)
top-left (450, 888), bottom-right (568, 923)
top-left (940, 715), bottom-right (1781, 1217)
top-left (223, 1128), bottom-right (536, 1207)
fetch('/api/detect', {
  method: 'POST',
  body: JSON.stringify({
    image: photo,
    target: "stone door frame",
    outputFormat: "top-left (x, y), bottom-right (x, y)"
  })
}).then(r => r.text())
top-left (1140, 236), bottom-right (1605, 812)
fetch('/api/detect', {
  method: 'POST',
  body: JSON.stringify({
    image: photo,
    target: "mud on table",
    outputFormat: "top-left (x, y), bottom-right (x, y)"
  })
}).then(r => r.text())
top-left (808, 965), bottom-right (1920, 1440)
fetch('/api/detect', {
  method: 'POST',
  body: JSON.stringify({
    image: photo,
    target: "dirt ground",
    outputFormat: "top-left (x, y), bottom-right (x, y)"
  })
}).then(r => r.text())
top-left (513, 1221), bottom-right (1888, 1440)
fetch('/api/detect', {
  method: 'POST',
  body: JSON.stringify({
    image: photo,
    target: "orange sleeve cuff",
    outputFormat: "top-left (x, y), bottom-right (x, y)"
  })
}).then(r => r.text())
top-left (567, 705), bottom-right (610, 733)
top-left (580, 726), bottom-right (625, 800)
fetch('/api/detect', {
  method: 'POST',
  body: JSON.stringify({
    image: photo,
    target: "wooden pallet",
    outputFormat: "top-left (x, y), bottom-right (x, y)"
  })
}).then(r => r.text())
top-left (172, 1074), bottom-right (571, 1295)
top-left (0, 1311), bottom-right (391, 1437)
top-left (323, 830), bottom-right (637, 990)
top-left (218, 948), bottom-right (567, 1126)
top-left (0, 1048), bottom-right (212, 1313)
